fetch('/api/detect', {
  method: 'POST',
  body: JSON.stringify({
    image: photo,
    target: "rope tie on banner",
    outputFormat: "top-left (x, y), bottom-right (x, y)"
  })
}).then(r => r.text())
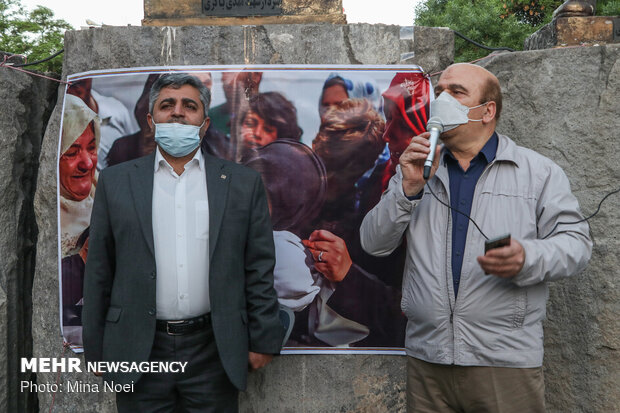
top-left (2, 51), bottom-right (27, 63)
top-left (0, 53), bottom-right (71, 85)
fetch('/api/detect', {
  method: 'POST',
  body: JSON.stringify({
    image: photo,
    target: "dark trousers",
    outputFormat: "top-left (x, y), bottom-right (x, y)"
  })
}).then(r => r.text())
top-left (116, 323), bottom-right (238, 413)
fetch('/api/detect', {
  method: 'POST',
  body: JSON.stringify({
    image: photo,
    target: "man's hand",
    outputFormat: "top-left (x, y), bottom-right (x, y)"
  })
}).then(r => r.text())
top-left (248, 352), bottom-right (273, 371)
top-left (477, 239), bottom-right (526, 278)
top-left (399, 132), bottom-right (442, 196)
top-left (302, 230), bottom-right (352, 282)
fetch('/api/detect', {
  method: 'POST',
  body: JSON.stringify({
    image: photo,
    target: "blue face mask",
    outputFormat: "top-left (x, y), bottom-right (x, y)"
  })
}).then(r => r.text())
top-left (154, 121), bottom-right (205, 157)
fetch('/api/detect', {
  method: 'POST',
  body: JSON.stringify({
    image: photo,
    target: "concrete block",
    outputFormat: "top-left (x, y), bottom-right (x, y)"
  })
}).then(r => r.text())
top-left (143, 0), bottom-right (346, 26)
top-left (525, 16), bottom-right (618, 50)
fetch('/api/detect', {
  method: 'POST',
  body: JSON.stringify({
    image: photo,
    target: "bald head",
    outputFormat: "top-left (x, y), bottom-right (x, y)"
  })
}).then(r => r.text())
top-left (439, 63), bottom-right (502, 121)
top-left (444, 63), bottom-right (496, 80)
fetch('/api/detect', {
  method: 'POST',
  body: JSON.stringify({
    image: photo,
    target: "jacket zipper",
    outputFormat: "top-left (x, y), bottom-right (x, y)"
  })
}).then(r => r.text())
top-left (446, 191), bottom-right (455, 363)
top-left (447, 158), bottom-right (497, 364)
top-left (434, 174), bottom-right (456, 362)
top-left (452, 159), bottom-right (498, 363)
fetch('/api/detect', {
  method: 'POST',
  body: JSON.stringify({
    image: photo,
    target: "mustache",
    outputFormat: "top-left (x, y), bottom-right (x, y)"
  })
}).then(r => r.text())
top-left (167, 117), bottom-right (189, 124)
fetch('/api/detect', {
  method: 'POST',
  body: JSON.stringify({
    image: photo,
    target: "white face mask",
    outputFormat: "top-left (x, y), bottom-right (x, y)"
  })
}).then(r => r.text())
top-left (430, 91), bottom-right (488, 131)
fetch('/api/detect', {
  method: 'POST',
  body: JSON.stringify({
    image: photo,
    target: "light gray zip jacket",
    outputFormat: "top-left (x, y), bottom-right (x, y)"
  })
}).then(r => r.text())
top-left (360, 133), bottom-right (592, 367)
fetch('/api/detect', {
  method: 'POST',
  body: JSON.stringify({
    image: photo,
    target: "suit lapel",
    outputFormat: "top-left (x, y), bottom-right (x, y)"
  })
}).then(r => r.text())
top-left (205, 153), bottom-right (230, 262)
top-left (129, 153), bottom-right (156, 258)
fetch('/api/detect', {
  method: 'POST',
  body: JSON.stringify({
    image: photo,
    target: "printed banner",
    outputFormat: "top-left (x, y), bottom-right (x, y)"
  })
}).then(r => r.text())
top-left (57, 65), bottom-right (432, 354)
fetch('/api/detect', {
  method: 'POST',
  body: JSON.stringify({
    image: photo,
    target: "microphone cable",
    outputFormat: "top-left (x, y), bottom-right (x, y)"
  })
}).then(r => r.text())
top-left (424, 180), bottom-right (490, 240)
top-left (540, 185), bottom-right (620, 240)
top-left (423, 176), bottom-right (620, 242)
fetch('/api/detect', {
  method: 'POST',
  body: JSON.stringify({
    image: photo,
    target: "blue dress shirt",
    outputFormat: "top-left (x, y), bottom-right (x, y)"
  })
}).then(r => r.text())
top-left (445, 133), bottom-right (498, 297)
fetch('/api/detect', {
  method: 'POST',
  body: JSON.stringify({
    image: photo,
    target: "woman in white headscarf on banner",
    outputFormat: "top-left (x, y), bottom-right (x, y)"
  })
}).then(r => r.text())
top-left (59, 94), bottom-right (100, 257)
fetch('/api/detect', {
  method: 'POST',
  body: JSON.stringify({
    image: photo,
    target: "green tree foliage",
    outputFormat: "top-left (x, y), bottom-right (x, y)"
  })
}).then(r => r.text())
top-left (501, 0), bottom-right (563, 26)
top-left (416, 0), bottom-right (620, 63)
top-left (596, 0), bottom-right (620, 15)
top-left (0, 0), bottom-right (72, 73)
top-left (415, 0), bottom-right (559, 62)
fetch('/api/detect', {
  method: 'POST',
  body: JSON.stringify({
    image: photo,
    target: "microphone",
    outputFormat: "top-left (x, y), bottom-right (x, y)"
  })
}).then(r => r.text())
top-left (423, 117), bottom-right (444, 180)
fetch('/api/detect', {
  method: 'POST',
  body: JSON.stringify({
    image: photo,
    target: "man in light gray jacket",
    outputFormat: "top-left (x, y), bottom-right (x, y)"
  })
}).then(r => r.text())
top-left (360, 63), bottom-right (592, 413)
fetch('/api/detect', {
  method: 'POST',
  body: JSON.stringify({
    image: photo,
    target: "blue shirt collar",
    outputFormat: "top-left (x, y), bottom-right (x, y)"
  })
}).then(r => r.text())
top-left (444, 132), bottom-right (498, 165)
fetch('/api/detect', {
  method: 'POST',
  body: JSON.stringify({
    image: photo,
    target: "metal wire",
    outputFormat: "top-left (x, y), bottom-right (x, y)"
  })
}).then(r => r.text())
top-left (453, 30), bottom-right (516, 52)
top-left (13, 48), bottom-right (64, 67)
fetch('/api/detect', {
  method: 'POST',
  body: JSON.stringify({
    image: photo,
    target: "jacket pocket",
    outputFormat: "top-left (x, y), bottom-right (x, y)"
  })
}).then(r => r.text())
top-left (105, 306), bottom-right (122, 323)
top-left (511, 290), bottom-right (527, 329)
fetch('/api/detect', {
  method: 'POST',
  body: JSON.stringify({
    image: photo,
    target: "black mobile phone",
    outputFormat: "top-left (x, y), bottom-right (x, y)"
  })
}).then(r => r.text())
top-left (484, 234), bottom-right (511, 253)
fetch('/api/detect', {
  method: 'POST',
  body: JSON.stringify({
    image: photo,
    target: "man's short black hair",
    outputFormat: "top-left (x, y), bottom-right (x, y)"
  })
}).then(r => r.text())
top-left (149, 73), bottom-right (211, 118)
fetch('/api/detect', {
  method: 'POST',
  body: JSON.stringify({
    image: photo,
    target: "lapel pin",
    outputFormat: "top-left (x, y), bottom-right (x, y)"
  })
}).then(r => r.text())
top-left (220, 174), bottom-right (227, 180)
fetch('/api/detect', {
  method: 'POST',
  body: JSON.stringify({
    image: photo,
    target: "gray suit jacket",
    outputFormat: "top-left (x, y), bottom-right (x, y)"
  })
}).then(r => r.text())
top-left (82, 150), bottom-right (284, 390)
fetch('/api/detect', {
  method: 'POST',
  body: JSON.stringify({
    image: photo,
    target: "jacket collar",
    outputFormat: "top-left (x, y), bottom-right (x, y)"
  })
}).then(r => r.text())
top-left (203, 151), bottom-right (230, 262)
top-left (127, 148), bottom-right (230, 261)
top-left (494, 133), bottom-right (520, 167)
top-left (129, 152), bottom-right (156, 258)
top-left (434, 132), bottom-right (519, 189)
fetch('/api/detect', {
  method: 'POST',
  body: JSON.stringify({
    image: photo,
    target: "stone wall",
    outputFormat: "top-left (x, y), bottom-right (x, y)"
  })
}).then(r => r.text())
top-left (20, 22), bottom-right (620, 413)
top-left (0, 68), bottom-right (57, 413)
top-left (482, 44), bottom-right (620, 413)
top-left (57, 24), bottom-right (451, 75)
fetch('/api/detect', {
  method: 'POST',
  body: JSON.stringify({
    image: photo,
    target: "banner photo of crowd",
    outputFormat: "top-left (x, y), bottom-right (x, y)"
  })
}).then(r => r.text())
top-left (58, 65), bottom-right (433, 354)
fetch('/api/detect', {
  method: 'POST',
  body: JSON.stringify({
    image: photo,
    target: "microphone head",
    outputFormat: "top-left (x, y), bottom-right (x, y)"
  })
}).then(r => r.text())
top-left (426, 117), bottom-right (444, 132)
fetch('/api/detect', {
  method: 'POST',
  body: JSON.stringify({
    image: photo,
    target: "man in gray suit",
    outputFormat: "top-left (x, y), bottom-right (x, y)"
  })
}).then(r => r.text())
top-left (83, 73), bottom-right (284, 412)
